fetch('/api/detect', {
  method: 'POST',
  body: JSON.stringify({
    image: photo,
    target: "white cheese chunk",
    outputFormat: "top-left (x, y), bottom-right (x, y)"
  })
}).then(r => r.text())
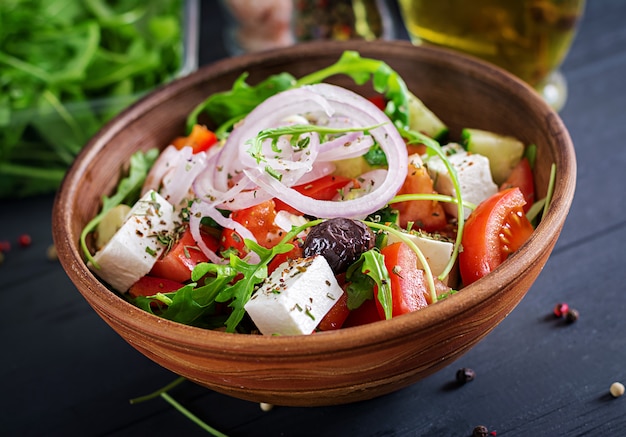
top-left (244, 255), bottom-right (344, 336)
top-left (387, 232), bottom-right (458, 287)
top-left (89, 190), bottom-right (177, 293)
top-left (425, 144), bottom-right (497, 219)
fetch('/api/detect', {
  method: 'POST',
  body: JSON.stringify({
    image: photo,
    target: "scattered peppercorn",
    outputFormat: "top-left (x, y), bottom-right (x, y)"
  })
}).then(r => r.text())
top-left (0, 240), bottom-right (10, 252)
top-left (553, 302), bottom-right (569, 317)
top-left (610, 382), bottom-right (625, 398)
top-left (0, 251), bottom-right (4, 265)
top-left (565, 308), bottom-right (579, 323)
top-left (18, 234), bottom-right (32, 247)
top-left (456, 367), bottom-right (476, 384)
top-left (473, 425), bottom-right (489, 437)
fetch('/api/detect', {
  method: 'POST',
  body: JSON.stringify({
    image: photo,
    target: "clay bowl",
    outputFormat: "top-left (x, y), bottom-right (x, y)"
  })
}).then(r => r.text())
top-left (52, 40), bottom-right (576, 407)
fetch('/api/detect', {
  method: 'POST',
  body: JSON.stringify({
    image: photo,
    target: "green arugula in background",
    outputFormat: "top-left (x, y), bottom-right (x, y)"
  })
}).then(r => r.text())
top-left (0, 0), bottom-right (186, 198)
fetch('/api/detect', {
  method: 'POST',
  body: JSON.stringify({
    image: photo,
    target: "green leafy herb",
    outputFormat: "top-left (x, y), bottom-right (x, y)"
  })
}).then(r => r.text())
top-left (80, 148), bottom-right (158, 267)
top-left (345, 249), bottom-right (392, 320)
top-left (186, 72), bottom-right (297, 133)
top-left (133, 262), bottom-right (237, 326)
top-left (0, 0), bottom-right (186, 198)
top-left (363, 144), bottom-right (388, 166)
top-left (130, 377), bottom-right (229, 437)
top-left (215, 240), bottom-right (295, 332)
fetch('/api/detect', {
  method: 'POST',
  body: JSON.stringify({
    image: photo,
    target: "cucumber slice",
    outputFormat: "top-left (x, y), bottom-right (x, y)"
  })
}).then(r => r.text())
top-left (408, 92), bottom-right (448, 141)
top-left (461, 128), bottom-right (524, 184)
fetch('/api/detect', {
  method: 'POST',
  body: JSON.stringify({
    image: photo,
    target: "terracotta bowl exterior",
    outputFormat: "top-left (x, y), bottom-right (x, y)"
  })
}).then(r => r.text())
top-left (52, 40), bottom-right (576, 407)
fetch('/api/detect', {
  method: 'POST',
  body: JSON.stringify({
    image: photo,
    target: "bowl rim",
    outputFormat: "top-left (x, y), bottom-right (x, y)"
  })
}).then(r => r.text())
top-left (53, 39), bottom-right (576, 357)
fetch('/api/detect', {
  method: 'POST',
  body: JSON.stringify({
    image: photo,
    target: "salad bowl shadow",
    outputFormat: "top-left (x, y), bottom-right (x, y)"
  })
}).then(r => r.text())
top-left (52, 40), bottom-right (576, 407)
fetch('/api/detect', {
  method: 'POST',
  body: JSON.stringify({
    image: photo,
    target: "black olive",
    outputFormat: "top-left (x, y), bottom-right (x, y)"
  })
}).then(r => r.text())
top-left (303, 218), bottom-right (375, 274)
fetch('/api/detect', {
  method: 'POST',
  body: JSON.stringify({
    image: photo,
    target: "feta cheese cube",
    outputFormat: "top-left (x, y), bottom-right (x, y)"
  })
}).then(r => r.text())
top-left (244, 256), bottom-right (344, 336)
top-left (425, 144), bottom-right (497, 219)
top-left (89, 190), bottom-right (177, 293)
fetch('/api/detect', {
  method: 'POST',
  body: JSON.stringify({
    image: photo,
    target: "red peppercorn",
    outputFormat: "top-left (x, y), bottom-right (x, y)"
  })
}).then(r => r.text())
top-left (553, 302), bottom-right (569, 318)
top-left (18, 234), bottom-right (32, 247)
top-left (0, 240), bottom-right (10, 253)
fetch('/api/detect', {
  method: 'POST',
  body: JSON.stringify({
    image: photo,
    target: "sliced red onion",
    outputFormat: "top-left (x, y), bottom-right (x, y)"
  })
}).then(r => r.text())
top-left (160, 146), bottom-right (208, 208)
top-left (316, 131), bottom-right (375, 162)
top-left (211, 87), bottom-right (335, 192)
top-left (142, 145), bottom-right (180, 195)
top-left (186, 83), bottom-right (407, 255)
top-left (230, 83), bottom-right (407, 219)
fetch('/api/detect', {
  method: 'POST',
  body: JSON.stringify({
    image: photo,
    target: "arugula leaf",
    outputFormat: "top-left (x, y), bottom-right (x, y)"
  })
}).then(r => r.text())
top-left (345, 249), bottom-right (392, 320)
top-left (216, 239), bottom-right (295, 333)
top-left (0, 0), bottom-right (186, 198)
top-left (186, 72), bottom-right (297, 133)
top-left (80, 148), bottom-right (158, 267)
top-left (133, 263), bottom-right (237, 326)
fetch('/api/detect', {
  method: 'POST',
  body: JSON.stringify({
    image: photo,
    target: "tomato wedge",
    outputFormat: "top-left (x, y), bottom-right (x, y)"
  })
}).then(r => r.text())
top-left (375, 242), bottom-right (429, 318)
top-left (150, 226), bottom-right (217, 283)
top-left (171, 124), bottom-right (218, 154)
top-left (318, 292), bottom-right (351, 331)
top-left (221, 200), bottom-right (284, 257)
top-left (342, 298), bottom-right (382, 328)
top-left (459, 187), bottom-right (534, 286)
top-left (128, 276), bottom-right (185, 299)
top-left (273, 175), bottom-right (355, 215)
top-left (394, 158), bottom-right (448, 232)
top-left (500, 157), bottom-right (535, 213)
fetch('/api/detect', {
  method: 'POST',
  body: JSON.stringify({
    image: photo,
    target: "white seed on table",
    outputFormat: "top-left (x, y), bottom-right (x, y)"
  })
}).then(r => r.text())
top-left (609, 382), bottom-right (625, 398)
top-left (260, 402), bottom-right (274, 412)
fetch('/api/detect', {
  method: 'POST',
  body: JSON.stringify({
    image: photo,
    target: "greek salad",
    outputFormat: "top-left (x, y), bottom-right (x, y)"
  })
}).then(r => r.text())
top-left (81, 51), bottom-right (553, 336)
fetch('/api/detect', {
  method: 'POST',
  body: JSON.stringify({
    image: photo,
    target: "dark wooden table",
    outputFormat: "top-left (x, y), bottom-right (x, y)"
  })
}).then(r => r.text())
top-left (2, 1), bottom-right (625, 435)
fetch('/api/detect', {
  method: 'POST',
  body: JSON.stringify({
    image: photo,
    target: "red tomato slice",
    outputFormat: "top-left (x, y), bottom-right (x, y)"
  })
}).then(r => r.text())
top-left (171, 124), bottom-right (218, 154)
top-left (394, 159), bottom-right (448, 232)
top-left (459, 187), bottom-right (534, 286)
top-left (150, 226), bottom-right (216, 283)
top-left (500, 157), bottom-right (535, 213)
top-left (274, 175), bottom-right (355, 215)
top-left (220, 200), bottom-right (284, 256)
top-left (342, 298), bottom-right (382, 328)
top-left (375, 242), bottom-right (429, 319)
top-left (128, 276), bottom-right (185, 299)
top-left (318, 292), bottom-right (351, 331)
top-left (220, 228), bottom-right (246, 258)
